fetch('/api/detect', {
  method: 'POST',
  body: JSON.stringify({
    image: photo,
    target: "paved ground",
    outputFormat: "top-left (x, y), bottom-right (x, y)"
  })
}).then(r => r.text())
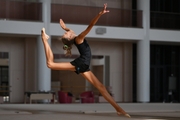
top-left (0, 103), bottom-right (180, 120)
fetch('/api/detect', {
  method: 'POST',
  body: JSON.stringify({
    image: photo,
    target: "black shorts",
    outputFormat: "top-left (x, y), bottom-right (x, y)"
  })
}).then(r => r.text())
top-left (70, 58), bottom-right (90, 74)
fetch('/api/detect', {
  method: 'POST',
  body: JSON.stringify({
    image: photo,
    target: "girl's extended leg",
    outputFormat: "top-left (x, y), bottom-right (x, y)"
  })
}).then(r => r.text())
top-left (81, 71), bottom-right (130, 118)
top-left (41, 28), bottom-right (53, 67)
top-left (41, 28), bottom-right (75, 71)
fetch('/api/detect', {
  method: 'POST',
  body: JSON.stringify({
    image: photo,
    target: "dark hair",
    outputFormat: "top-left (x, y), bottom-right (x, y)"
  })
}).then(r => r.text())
top-left (61, 38), bottom-right (74, 56)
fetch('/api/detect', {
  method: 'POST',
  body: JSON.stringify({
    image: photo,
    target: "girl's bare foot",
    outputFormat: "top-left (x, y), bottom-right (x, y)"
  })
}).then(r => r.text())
top-left (41, 28), bottom-right (49, 40)
top-left (117, 111), bottom-right (131, 118)
top-left (124, 114), bottom-right (131, 118)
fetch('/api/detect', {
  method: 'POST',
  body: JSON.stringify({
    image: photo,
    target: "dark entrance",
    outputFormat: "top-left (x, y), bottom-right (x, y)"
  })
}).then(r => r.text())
top-left (133, 44), bottom-right (180, 103)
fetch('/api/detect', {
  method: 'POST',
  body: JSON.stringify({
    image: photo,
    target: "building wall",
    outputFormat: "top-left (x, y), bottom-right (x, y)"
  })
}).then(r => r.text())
top-left (51, 39), bottom-right (132, 102)
top-left (1, 0), bottom-right (180, 103)
top-left (0, 37), bottom-right (25, 103)
top-left (51, 0), bottom-right (132, 9)
top-left (24, 38), bottom-right (37, 92)
top-left (0, 37), bottom-right (37, 103)
top-left (1, 21), bottom-right (180, 103)
top-left (0, 36), bottom-right (132, 102)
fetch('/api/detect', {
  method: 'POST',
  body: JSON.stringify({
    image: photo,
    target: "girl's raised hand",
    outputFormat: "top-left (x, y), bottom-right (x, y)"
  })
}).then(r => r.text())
top-left (99, 3), bottom-right (110, 15)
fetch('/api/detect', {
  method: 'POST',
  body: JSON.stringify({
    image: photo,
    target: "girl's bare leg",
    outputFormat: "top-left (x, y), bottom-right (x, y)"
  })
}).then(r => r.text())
top-left (81, 71), bottom-right (130, 118)
top-left (41, 28), bottom-right (75, 71)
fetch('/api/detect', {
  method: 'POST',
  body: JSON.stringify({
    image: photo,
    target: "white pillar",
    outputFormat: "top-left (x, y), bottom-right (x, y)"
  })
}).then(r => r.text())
top-left (37, 0), bottom-right (51, 92)
top-left (136, 0), bottom-right (150, 102)
top-left (37, 36), bottom-right (51, 91)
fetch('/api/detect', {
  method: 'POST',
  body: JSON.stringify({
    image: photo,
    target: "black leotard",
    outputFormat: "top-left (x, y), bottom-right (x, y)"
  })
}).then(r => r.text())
top-left (70, 39), bottom-right (91, 74)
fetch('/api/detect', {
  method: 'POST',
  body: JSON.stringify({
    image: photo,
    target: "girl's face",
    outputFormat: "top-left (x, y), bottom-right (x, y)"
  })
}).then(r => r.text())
top-left (62, 31), bottom-right (71, 41)
top-left (62, 30), bottom-right (76, 41)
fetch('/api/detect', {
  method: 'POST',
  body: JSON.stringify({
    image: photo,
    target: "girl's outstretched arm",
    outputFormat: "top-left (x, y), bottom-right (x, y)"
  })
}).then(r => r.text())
top-left (76, 3), bottom-right (109, 44)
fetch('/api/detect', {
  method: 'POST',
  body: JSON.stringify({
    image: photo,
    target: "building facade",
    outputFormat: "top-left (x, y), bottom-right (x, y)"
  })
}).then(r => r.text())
top-left (0, 0), bottom-right (180, 103)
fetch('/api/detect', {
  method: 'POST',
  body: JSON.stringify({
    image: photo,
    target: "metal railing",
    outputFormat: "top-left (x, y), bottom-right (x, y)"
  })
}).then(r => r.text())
top-left (151, 11), bottom-right (180, 30)
top-left (0, 0), bottom-right (42, 21)
top-left (51, 4), bottom-right (143, 28)
top-left (0, 0), bottom-right (142, 28)
top-left (1, 1), bottom-right (180, 30)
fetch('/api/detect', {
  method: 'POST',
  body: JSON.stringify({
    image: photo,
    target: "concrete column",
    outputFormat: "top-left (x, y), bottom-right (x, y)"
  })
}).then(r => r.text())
top-left (136, 0), bottom-right (150, 102)
top-left (37, 0), bottom-right (51, 92)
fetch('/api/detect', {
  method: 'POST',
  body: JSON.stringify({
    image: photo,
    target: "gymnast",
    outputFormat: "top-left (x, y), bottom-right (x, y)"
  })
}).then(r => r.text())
top-left (41, 3), bottom-right (130, 118)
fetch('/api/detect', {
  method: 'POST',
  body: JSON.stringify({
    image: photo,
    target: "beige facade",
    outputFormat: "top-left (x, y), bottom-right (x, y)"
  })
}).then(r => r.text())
top-left (0, 36), bottom-right (132, 103)
top-left (1, 0), bottom-right (180, 103)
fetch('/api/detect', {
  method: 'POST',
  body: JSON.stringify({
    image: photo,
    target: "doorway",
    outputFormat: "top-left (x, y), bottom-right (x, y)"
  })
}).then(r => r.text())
top-left (0, 52), bottom-right (9, 102)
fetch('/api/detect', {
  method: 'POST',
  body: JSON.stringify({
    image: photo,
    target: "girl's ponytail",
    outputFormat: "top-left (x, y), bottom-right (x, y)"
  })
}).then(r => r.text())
top-left (61, 38), bottom-right (73, 56)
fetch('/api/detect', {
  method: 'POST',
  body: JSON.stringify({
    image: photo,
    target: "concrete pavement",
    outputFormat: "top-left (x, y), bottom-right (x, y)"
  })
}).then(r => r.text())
top-left (0, 103), bottom-right (180, 120)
